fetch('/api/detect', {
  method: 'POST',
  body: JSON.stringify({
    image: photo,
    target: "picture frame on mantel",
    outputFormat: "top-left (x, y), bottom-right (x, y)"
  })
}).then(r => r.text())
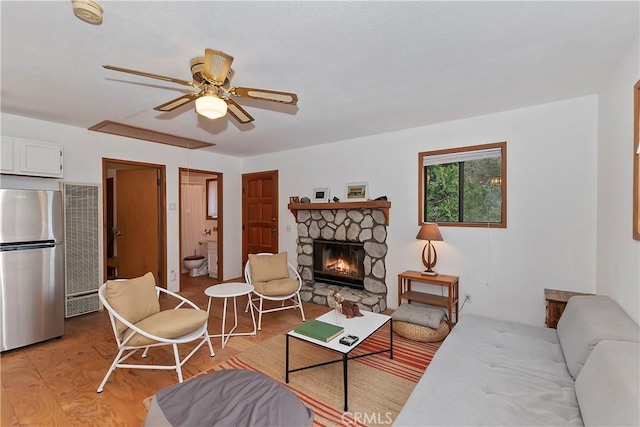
top-left (312, 188), bottom-right (330, 202)
top-left (345, 182), bottom-right (369, 202)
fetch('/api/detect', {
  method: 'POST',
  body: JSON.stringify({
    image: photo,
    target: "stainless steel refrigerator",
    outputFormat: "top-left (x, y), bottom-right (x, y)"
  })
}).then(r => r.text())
top-left (0, 189), bottom-right (64, 351)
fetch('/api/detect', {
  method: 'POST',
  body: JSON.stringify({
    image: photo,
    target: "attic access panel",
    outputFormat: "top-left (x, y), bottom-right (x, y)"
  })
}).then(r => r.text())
top-left (88, 120), bottom-right (214, 149)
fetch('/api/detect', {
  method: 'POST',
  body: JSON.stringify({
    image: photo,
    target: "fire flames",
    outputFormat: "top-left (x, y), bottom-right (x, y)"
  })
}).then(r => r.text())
top-left (326, 257), bottom-right (355, 276)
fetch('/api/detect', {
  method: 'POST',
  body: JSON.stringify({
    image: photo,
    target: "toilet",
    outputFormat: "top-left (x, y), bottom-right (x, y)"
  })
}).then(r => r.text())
top-left (183, 255), bottom-right (207, 277)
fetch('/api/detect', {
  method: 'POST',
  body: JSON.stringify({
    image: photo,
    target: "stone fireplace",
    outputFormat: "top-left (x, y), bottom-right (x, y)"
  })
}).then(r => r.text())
top-left (290, 201), bottom-right (391, 312)
top-left (313, 239), bottom-right (365, 289)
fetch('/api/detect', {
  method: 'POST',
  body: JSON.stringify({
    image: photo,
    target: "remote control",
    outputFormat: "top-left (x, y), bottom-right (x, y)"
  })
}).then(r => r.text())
top-left (339, 335), bottom-right (359, 346)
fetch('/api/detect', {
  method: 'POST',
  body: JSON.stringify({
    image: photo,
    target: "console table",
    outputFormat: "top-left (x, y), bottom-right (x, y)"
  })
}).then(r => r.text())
top-left (398, 271), bottom-right (459, 329)
top-left (544, 288), bottom-right (593, 328)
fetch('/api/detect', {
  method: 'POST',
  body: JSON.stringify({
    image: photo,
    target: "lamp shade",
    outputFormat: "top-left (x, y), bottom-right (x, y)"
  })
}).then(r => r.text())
top-left (195, 95), bottom-right (228, 119)
top-left (416, 223), bottom-right (443, 241)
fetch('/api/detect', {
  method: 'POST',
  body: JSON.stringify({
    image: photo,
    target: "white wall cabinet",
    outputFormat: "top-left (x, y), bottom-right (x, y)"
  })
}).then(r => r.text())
top-left (207, 242), bottom-right (218, 278)
top-left (1, 136), bottom-right (63, 178)
top-left (1, 137), bottom-right (15, 172)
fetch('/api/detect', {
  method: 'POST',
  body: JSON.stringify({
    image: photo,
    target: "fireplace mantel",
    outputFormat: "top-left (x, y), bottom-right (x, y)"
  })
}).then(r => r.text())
top-left (288, 200), bottom-right (391, 225)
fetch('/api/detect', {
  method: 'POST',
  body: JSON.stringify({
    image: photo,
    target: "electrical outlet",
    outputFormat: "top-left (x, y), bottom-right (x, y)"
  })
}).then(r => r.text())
top-left (465, 293), bottom-right (472, 303)
top-left (170, 270), bottom-right (176, 281)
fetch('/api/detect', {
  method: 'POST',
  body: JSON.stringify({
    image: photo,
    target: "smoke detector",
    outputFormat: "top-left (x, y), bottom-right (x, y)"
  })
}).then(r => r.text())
top-left (72, 0), bottom-right (103, 25)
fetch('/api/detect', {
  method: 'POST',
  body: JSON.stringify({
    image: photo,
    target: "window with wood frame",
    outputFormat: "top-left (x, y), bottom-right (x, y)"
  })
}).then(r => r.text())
top-left (418, 142), bottom-right (507, 228)
top-left (634, 80), bottom-right (640, 240)
top-left (206, 178), bottom-right (218, 219)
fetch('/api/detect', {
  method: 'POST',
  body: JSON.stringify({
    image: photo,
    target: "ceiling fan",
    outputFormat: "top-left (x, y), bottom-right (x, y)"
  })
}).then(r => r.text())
top-left (103, 49), bottom-right (298, 124)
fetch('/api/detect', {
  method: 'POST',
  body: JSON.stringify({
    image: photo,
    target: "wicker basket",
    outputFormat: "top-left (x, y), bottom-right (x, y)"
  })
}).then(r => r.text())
top-left (393, 319), bottom-right (449, 343)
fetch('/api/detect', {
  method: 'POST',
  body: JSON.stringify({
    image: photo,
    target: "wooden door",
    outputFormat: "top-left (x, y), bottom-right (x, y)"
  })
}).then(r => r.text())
top-left (116, 168), bottom-right (160, 281)
top-left (242, 171), bottom-right (279, 266)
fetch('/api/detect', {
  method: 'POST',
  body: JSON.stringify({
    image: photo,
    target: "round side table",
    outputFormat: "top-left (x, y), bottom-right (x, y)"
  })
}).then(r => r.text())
top-left (205, 282), bottom-right (257, 348)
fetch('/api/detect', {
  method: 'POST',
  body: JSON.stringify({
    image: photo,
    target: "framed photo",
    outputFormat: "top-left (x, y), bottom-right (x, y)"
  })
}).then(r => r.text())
top-left (345, 182), bottom-right (369, 201)
top-left (312, 188), bottom-right (330, 202)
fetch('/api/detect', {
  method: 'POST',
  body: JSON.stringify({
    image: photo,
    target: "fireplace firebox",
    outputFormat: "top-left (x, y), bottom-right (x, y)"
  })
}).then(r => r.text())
top-left (313, 240), bottom-right (365, 289)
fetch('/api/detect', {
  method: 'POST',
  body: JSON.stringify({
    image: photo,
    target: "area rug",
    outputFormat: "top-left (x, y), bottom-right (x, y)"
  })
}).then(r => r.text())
top-left (191, 329), bottom-right (441, 426)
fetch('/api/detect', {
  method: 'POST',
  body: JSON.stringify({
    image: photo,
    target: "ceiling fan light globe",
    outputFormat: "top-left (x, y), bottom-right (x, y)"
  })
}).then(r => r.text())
top-left (72, 0), bottom-right (103, 25)
top-left (195, 95), bottom-right (227, 119)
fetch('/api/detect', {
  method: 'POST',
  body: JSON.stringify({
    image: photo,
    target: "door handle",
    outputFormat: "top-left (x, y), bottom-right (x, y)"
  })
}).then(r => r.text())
top-left (115, 230), bottom-right (123, 237)
top-left (271, 228), bottom-right (276, 233)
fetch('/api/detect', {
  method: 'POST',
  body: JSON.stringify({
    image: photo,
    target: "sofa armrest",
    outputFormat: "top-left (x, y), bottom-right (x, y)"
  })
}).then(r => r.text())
top-left (557, 295), bottom-right (639, 379)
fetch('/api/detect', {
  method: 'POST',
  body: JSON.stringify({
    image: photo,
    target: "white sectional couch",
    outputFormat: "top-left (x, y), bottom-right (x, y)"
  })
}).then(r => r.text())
top-left (394, 296), bottom-right (640, 426)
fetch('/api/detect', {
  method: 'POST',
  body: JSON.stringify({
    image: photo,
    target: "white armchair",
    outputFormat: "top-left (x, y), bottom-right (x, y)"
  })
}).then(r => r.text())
top-left (97, 272), bottom-right (214, 392)
top-left (244, 252), bottom-right (306, 330)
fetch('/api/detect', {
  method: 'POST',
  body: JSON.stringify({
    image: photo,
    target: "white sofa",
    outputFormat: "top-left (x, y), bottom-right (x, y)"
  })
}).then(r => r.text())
top-left (394, 296), bottom-right (640, 426)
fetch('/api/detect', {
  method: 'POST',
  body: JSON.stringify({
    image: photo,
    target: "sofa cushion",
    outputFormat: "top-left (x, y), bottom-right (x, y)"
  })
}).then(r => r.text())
top-left (394, 314), bottom-right (581, 426)
top-left (124, 309), bottom-right (208, 346)
top-left (249, 252), bottom-right (289, 282)
top-left (557, 295), bottom-right (639, 379)
top-left (105, 272), bottom-right (160, 336)
top-left (575, 340), bottom-right (639, 427)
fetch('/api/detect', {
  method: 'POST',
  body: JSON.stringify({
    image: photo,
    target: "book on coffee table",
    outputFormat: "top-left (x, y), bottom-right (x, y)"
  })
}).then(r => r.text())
top-left (293, 319), bottom-right (344, 342)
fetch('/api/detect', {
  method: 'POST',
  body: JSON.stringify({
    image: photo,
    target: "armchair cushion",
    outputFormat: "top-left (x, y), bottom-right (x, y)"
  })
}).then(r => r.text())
top-left (125, 309), bottom-right (209, 346)
top-left (252, 277), bottom-right (300, 297)
top-left (105, 272), bottom-right (160, 335)
top-left (248, 252), bottom-right (289, 282)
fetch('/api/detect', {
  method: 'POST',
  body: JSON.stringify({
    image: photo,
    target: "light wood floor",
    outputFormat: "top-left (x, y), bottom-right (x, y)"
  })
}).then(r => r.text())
top-left (1, 274), bottom-right (330, 426)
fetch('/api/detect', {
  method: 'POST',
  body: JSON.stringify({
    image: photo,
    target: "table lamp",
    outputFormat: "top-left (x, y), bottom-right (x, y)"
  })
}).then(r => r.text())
top-left (416, 223), bottom-right (443, 275)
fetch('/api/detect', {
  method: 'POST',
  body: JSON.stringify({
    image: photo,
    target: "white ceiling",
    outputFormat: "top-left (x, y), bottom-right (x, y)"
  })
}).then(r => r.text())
top-left (1, 1), bottom-right (638, 157)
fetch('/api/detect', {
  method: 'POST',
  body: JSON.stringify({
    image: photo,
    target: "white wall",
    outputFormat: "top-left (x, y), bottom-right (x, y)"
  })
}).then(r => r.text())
top-left (8, 86), bottom-right (630, 326)
top-left (0, 113), bottom-right (244, 291)
top-left (596, 35), bottom-right (640, 325)
top-left (244, 95), bottom-right (599, 325)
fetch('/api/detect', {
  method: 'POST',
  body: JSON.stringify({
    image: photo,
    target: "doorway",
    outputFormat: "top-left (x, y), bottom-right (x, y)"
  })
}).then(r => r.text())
top-left (242, 170), bottom-right (279, 267)
top-left (102, 159), bottom-right (167, 287)
top-left (179, 168), bottom-right (223, 288)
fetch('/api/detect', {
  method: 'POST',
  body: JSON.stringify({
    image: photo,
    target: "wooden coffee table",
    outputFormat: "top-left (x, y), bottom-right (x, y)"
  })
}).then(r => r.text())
top-left (285, 310), bottom-right (393, 411)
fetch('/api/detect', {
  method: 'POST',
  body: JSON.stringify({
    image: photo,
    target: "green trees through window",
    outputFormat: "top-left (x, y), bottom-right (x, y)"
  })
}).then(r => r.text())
top-left (419, 142), bottom-right (506, 228)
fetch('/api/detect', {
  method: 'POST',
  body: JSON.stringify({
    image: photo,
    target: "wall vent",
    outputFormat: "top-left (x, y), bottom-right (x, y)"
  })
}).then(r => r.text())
top-left (63, 182), bottom-right (102, 317)
top-left (66, 293), bottom-right (101, 318)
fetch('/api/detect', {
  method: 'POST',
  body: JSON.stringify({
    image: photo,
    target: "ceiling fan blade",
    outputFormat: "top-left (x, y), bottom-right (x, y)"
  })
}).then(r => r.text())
top-left (154, 93), bottom-right (201, 112)
top-left (233, 87), bottom-right (298, 105)
top-left (225, 98), bottom-right (254, 124)
top-left (203, 49), bottom-right (234, 85)
top-left (103, 65), bottom-right (197, 88)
